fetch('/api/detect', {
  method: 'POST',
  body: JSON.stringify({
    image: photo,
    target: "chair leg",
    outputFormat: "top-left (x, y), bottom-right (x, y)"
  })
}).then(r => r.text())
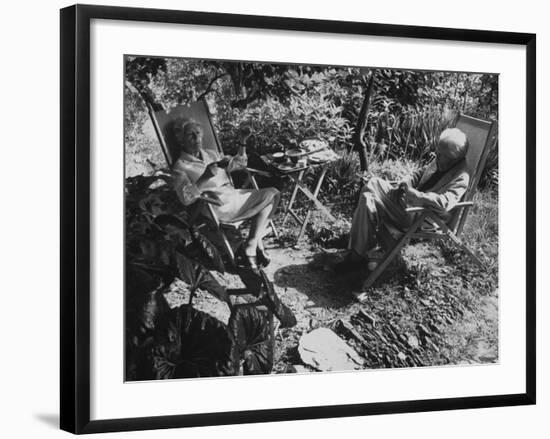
top-left (268, 219), bottom-right (279, 239)
top-left (219, 228), bottom-right (236, 267)
top-left (362, 213), bottom-right (427, 290)
top-left (282, 170), bottom-right (304, 226)
top-left (296, 167), bottom-right (329, 241)
top-left (205, 202), bottom-right (237, 267)
top-left (430, 216), bottom-right (485, 269)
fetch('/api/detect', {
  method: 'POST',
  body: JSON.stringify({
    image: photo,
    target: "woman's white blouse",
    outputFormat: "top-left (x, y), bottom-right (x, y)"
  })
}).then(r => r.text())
top-left (172, 148), bottom-right (247, 206)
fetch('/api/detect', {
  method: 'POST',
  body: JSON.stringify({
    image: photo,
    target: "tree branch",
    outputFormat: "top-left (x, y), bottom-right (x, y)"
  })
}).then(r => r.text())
top-left (196, 73), bottom-right (229, 101)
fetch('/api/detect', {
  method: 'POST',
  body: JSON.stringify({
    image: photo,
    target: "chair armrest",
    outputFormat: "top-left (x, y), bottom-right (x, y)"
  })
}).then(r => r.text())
top-left (405, 207), bottom-right (427, 213)
top-left (228, 166), bottom-right (272, 178)
top-left (451, 201), bottom-right (474, 209)
top-left (406, 201), bottom-right (473, 214)
top-left (244, 167), bottom-right (272, 178)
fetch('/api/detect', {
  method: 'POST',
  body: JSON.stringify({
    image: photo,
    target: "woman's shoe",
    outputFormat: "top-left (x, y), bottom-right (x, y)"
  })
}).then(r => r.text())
top-left (235, 244), bottom-right (259, 269)
top-left (256, 248), bottom-right (271, 268)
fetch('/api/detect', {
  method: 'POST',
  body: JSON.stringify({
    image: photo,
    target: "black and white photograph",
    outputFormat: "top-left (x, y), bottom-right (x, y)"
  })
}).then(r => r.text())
top-left (124, 55), bottom-right (499, 381)
top-left (1, 0), bottom-right (545, 435)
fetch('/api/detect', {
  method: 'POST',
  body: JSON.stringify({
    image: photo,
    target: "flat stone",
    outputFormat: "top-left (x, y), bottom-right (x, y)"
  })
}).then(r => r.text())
top-left (407, 334), bottom-right (420, 349)
top-left (289, 365), bottom-right (313, 374)
top-left (298, 328), bottom-right (364, 372)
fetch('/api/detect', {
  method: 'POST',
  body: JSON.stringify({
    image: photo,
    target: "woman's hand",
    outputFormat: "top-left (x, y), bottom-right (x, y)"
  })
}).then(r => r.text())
top-left (200, 190), bottom-right (223, 206)
top-left (196, 162), bottom-right (219, 190)
top-left (216, 156), bottom-right (231, 169)
top-left (201, 162), bottom-right (219, 180)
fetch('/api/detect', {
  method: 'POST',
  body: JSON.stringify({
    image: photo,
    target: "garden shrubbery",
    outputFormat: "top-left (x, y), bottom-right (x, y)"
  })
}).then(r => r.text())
top-left (124, 56), bottom-right (499, 251)
top-left (125, 57), bottom-right (497, 183)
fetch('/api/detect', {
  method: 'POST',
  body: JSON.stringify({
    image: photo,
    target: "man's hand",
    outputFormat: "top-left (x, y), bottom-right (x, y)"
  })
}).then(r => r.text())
top-left (390, 185), bottom-right (406, 206)
top-left (399, 182), bottom-right (425, 207)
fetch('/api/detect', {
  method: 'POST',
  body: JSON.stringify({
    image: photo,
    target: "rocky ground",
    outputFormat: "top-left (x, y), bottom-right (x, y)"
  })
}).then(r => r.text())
top-left (215, 237), bottom-right (498, 373)
top-left (166, 189), bottom-right (499, 374)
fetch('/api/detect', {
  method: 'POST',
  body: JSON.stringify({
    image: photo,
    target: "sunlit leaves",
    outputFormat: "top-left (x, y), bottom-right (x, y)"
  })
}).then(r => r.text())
top-left (175, 252), bottom-right (229, 305)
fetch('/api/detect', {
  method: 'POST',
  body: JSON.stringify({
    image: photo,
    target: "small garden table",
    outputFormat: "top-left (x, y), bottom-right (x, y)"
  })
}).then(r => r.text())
top-left (261, 152), bottom-right (339, 241)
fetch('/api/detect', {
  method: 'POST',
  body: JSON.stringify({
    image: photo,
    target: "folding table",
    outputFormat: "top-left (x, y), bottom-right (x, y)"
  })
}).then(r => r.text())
top-left (261, 153), bottom-right (339, 241)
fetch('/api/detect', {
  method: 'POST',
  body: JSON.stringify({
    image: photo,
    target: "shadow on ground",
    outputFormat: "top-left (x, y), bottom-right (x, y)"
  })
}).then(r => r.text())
top-left (273, 251), bottom-right (361, 306)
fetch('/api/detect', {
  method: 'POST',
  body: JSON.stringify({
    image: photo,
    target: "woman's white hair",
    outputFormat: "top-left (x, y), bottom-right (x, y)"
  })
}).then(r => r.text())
top-left (438, 127), bottom-right (469, 160)
top-left (172, 117), bottom-right (202, 136)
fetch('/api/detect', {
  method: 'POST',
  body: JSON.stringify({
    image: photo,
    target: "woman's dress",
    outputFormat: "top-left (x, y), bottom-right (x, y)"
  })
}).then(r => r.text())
top-left (172, 148), bottom-right (279, 223)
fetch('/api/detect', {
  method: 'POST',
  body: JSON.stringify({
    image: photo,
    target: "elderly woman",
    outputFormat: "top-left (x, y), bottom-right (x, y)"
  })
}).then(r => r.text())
top-left (335, 127), bottom-right (470, 273)
top-left (171, 118), bottom-right (280, 268)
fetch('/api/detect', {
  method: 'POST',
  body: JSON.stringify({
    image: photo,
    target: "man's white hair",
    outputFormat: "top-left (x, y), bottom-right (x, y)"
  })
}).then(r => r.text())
top-left (438, 127), bottom-right (469, 160)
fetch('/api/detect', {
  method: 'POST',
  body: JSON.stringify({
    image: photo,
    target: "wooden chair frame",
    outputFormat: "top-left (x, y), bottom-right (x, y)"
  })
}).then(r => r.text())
top-left (146, 98), bottom-right (277, 267)
top-left (362, 114), bottom-right (497, 291)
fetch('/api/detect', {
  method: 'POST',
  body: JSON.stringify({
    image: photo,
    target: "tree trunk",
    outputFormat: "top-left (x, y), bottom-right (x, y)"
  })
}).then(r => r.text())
top-left (352, 73), bottom-right (376, 171)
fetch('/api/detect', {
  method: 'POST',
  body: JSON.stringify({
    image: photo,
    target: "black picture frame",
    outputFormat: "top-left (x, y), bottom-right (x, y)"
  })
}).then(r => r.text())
top-left (60, 4), bottom-right (536, 434)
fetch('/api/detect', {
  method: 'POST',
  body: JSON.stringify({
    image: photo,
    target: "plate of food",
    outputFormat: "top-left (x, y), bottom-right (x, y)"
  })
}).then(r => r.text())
top-left (300, 138), bottom-right (329, 153)
top-left (277, 162), bottom-right (298, 171)
top-left (309, 149), bottom-right (338, 164)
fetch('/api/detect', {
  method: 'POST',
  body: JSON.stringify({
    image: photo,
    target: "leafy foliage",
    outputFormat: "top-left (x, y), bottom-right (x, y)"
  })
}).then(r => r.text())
top-left (125, 174), bottom-right (296, 380)
top-left (175, 252), bottom-right (229, 305)
top-left (151, 305), bottom-right (236, 379)
top-left (125, 56), bottom-right (497, 187)
top-left (124, 56), bottom-right (498, 377)
top-left (229, 307), bottom-right (274, 375)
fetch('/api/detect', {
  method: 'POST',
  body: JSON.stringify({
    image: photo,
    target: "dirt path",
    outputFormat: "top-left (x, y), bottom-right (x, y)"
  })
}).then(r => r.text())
top-left (234, 242), bottom-right (499, 372)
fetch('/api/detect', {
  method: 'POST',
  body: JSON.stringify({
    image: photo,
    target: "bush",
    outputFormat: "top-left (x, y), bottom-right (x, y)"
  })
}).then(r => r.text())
top-left (364, 107), bottom-right (457, 163)
top-left (214, 70), bottom-right (354, 156)
top-left (306, 212), bottom-right (351, 249)
top-left (125, 57), bottom-right (498, 194)
top-left (366, 158), bottom-right (420, 181)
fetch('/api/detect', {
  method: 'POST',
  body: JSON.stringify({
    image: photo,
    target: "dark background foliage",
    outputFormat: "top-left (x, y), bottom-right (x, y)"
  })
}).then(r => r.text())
top-left (125, 56), bottom-right (498, 188)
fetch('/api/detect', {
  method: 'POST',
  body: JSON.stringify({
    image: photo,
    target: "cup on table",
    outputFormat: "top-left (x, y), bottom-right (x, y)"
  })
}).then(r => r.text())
top-left (286, 148), bottom-right (302, 164)
top-left (272, 152), bottom-right (285, 163)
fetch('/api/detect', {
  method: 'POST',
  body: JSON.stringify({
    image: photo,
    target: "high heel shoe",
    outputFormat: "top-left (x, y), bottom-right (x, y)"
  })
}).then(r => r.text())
top-left (235, 244), bottom-right (259, 269)
top-left (256, 248), bottom-right (271, 268)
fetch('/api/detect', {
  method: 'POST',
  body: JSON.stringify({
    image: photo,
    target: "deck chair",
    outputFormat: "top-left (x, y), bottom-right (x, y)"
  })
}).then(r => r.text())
top-left (362, 113), bottom-right (497, 290)
top-left (147, 99), bottom-right (277, 267)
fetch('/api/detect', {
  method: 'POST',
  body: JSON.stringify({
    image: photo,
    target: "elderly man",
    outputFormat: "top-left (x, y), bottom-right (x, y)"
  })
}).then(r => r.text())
top-left (335, 127), bottom-right (470, 273)
top-left (171, 119), bottom-right (280, 269)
